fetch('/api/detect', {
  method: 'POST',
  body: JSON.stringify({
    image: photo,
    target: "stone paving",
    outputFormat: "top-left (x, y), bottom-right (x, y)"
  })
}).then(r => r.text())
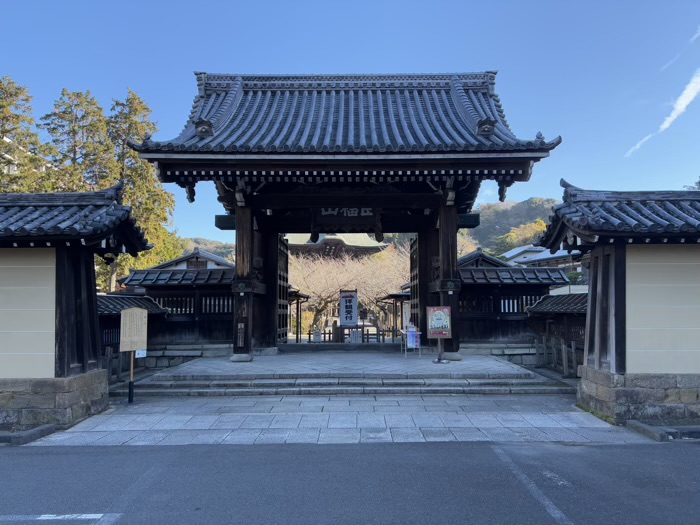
top-left (27, 394), bottom-right (650, 446)
top-left (145, 353), bottom-right (535, 380)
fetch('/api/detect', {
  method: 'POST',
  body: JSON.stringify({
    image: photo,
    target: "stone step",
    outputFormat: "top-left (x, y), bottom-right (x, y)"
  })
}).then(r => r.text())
top-left (110, 383), bottom-right (575, 398)
top-left (145, 370), bottom-right (537, 382)
top-left (134, 377), bottom-right (561, 389)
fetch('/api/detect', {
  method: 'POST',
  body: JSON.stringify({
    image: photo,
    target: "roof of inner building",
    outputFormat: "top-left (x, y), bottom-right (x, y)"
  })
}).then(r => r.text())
top-left (132, 72), bottom-right (561, 156)
top-left (528, 293), bottom-right (588, 315)
top-left (459, 267), bottom-right (569, 285)
top-left (120, 268), bottom-right (236, 287)
top-left (97, 294), bottom-right (168, 316)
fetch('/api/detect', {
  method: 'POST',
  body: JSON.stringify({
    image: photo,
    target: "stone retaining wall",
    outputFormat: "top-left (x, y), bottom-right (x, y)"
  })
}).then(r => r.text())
top-left (0, 369), bottom-right (108, 430)
top-left (578, 365), bottom-right (700, 424)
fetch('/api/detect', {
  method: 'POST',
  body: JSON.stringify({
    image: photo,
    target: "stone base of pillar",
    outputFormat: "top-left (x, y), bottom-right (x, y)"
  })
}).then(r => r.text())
top-left (252, 347), bottom-right (279, 356)
top-left (442, 351), bottom-right (463, 361)
top-left (230, 354), bottom-right (254, 363)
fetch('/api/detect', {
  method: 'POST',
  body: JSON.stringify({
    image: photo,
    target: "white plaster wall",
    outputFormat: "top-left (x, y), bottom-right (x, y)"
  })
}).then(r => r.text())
top-left (626, 245), bottom-right (700, 374)
top-left (0, 249), bottom-right (55, 378)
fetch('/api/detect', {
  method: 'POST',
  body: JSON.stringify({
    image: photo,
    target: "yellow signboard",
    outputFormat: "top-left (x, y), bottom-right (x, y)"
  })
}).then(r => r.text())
top-left (120, 307), bottom-right (148, 353)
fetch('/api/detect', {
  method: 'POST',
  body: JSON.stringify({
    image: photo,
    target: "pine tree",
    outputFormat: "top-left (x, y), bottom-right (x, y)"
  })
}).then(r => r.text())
top-left (40, 89), bottom-right (118, 192)
top-left (0, 76), bottom-right (50, 192)
top-left (95, 89), bottom-right (184, 291)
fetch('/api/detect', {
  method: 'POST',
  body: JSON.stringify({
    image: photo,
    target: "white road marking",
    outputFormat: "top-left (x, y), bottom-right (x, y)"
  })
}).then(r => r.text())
top-left (493, 446), bottom-right (575, 525)
top-left (0, 514), bottom-right (121, 523)
top-left (541, 469), bottom-right (573, 488)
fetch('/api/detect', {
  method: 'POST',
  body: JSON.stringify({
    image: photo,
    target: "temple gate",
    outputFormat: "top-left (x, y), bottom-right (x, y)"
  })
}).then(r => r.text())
top-left (132, 72), bottom-right (559, 359)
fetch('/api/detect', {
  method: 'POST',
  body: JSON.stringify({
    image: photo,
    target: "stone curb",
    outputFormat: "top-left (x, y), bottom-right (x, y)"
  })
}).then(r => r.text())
top-left (626, 420), bottom-right (700, 442)
top-left (0, 424), bottom-right (56, 446)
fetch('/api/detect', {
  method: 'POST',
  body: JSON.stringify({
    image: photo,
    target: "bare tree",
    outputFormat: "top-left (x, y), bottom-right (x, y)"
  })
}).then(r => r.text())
top-left (289, 244), bottom-right (410, 330)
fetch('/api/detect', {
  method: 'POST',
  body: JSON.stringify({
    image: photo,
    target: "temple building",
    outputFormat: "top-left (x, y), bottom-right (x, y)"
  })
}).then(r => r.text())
top-left (539, 180), bottom-right (700, 423)
top-left (119, 249), bottom-right (236, 356)
top-left (0, 183), bottom-right (149, 427)
top-left (131, 72), bottom-right (560, 358)
top-left (456, 248), bottom-right (568, 342)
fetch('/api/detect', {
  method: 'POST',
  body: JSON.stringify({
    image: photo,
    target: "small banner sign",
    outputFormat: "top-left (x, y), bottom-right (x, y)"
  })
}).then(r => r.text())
top-left (402, 303), bottom-right (411, 330)
top-left (339, 289), bottom-right (358, 327)
top-left (406, 330), bottom-right (420, 349)
top-left (426, 306), bottom-right (451, 339)
top-left (120, 307), bottom-right (148, 352)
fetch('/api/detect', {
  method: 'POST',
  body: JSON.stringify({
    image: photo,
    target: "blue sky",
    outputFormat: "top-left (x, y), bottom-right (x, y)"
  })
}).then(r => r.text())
top-left (2, 0), bottom-right (700, 242)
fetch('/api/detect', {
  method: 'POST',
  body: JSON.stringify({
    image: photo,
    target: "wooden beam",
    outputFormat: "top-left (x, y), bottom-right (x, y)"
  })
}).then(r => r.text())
top-left (249, 193), bottom-right (443, 209)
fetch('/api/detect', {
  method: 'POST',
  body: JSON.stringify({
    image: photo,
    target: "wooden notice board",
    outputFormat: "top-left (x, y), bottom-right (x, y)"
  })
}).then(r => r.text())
top-left (120, 307), bottom-right (148, 353)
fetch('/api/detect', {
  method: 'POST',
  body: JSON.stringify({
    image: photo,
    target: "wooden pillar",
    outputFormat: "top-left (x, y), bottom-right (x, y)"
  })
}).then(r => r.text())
top-left (417, 229), bottom-right (438, 345)
top-left (584, 249), bottom-right (599, 369)
top-left (233, 206), bottom-right (253, 358)
top-left (438, 203), bottom-right (460, 353)
top-left (257, 231), bottom-right (279, 348)
top-left (610, 244), bottom-right (627, 374)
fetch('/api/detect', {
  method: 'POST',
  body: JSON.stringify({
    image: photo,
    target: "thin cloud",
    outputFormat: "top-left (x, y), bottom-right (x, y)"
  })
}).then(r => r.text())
top-left (660, 52), bottom-right (682, 72)
top-left (660, 24), bottom-right (700, 72)
top-left (626, 68), bottom-right (700, 157)
top-left (625, 134), bottom-right (654, 158)
top-left (691, 25), bottom-right (700, 43)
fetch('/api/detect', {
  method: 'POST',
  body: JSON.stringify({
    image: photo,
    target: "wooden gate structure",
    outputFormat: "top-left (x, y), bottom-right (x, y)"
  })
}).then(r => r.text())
top-left (132, 72), bottom-right (559, 359)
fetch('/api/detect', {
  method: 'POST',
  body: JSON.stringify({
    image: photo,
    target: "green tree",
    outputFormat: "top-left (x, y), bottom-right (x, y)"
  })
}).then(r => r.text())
top-left (493, 219), bottom-right (548, 254)
top-left (95, 89), bottom-right (184, 291)
top-left (40, 89), bottom-right (118, 192)
top-left (0, 76), bottom-right (50, 192)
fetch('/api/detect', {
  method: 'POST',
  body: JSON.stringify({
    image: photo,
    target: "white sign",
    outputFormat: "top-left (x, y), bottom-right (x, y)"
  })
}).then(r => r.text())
top-left (339, 290), bottom-right (358, 327)
top-left (135, 350), bottom-right (147, 359)
top-left (120, 307), bottom-right (148, 353)
top-left (402, 303), bottom-right (411, 330)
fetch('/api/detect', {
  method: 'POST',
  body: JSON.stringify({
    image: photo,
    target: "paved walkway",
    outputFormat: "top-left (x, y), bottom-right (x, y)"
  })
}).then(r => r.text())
top-left (146, 353), bottom-right (534, 380)
top-left (28, 394), bottom-right (649, 446)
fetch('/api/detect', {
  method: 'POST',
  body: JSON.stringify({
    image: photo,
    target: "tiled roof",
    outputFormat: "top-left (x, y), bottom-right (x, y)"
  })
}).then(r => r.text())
top-left (152, 247), bottom-right (234, 269)
top-left (120, 268), bottom-right (236, 287)
top-left (459, 267), bottom-right (569, 285)
top-left (518, 248), bottom-right (582, 263)
top-left (97, 294), bottom-right (168, 316)
top-left (540, 180), bottom-right (700, 249)
top-left (528, 293), bottom-right (588, 315)
top-left (457, 248), bottom-right (512, 268)
top-left (499, 244), bottom-right (546, 260)
top-left (286, 233), bottom-right (386, 248)
top-left (132, 72), bottom-right (561, 155)
top-left (0, 183), bottom-right (149, 254)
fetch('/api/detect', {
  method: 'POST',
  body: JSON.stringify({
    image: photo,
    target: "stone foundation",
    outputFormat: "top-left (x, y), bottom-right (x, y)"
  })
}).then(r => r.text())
top-left (0, 369), bottom-right (108, 430)
top-left (578, 365), bottom-right (700, 424)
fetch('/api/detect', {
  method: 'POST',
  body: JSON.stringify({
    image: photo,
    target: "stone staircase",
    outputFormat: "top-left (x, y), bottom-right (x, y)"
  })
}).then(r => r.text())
top-left (110, 368), bottom-right (575, 398)
top-left (459, 342), bottom-right (538, 366)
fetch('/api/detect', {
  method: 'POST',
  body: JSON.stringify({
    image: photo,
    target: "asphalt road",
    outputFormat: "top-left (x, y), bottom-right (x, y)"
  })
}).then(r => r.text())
top-left (0, 441), bottom-right (699, 525)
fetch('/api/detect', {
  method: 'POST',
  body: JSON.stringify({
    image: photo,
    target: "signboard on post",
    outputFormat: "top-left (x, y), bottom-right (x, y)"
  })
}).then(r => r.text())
top-left (120, 307), bottom-right (148, 404)
top-left (426, 306), bottom-right (451, 339)
top-left (339, 290), bottom-right (358, 327)
top-left (120, 307), bottom-right (148, 352)
top-left (402, 303), bottom-right (411, 331)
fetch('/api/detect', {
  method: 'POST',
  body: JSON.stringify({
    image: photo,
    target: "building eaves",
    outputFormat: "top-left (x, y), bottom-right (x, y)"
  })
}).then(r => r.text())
top-left (0, 183), bottom-right (149, 254)
top-left (539, 179), bottom-right (700, 250)
top-left (528, 293), bottom-right (588, 315)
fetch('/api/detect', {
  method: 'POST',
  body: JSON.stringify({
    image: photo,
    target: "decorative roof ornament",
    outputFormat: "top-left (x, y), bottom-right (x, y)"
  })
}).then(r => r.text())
top-left (195, 119), bottom-right (213, 137)
top-left (477, 118), bottom-right (496, 136)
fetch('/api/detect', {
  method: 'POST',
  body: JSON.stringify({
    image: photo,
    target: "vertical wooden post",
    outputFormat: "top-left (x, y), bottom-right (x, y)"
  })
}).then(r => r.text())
top-left (438, 203), bottom-right (460, 353)
top-left (417, 229), bottom-right (438, 345)
top-left (233, 206), bottom-right (253, 358)
top-left (561, 338), bottom-right (569, 376)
